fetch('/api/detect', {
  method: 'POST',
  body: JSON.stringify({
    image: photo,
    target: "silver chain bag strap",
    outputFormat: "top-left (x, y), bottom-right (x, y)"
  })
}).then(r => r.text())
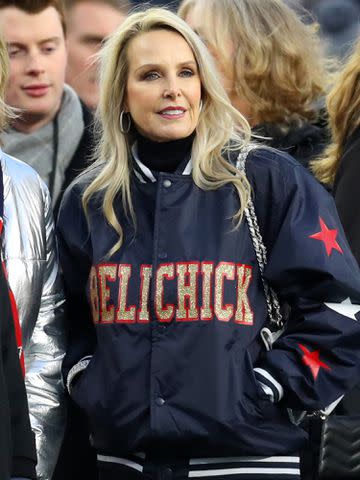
top-left (236, 146), bottom-right (284, 351)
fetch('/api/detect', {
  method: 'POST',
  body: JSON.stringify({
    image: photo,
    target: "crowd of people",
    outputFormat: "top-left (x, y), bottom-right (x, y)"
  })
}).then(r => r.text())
top-left (1, 1), bottom-right (360, 480)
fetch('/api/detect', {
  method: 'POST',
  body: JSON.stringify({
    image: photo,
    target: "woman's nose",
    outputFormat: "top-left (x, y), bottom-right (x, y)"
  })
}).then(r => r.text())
top-left (163, 78), bottom-right (181, 99)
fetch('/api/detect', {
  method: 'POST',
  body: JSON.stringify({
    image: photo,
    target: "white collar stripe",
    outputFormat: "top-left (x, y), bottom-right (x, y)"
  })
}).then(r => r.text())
top-left (135, 159), bottom-right (157, 183)
top-left (134, 170), bottom-right (147, 184)
top-left (182, 159), bottom-right (192, 175)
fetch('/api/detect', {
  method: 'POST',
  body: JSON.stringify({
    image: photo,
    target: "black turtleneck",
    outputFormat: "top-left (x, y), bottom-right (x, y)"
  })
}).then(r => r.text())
top-left (136, 131), bottom-right (195, 173)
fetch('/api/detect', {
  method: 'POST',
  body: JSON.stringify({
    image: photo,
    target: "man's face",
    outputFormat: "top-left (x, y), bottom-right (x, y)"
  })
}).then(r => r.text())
top-left (66, 2), bottom-right (126, 110)
top-left (0, 6), bottom-right (67, 132)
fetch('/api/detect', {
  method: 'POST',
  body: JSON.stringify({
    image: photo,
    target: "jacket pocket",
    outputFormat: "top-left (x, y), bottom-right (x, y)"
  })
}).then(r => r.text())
top-left (236, 348), bottom-right (278, 420)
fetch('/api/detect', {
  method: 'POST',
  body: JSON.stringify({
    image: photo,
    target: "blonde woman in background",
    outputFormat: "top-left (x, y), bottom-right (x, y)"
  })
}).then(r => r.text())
top-left (313, 39), bottom-right (360, 266)
top-left (311, 37), bottom-right (360, 463)
top-left (58, 7), bottom-right (360, 480)
top-left (179, 0), bottom-right (329, 169)
top-left (311, 27), bottom-right (360, 434)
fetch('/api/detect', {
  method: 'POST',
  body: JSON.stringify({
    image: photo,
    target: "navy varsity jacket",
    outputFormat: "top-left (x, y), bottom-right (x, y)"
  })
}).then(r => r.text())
top-left (57, 146), bottom-right (360, 468)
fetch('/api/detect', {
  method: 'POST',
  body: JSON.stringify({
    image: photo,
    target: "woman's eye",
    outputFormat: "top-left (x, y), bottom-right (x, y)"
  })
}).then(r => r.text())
top-left (180, 69), bottom-right (194, 77)
top-left (143, 71), bottom-right (160, 81)
top-left (8, 47), bottom-right (22, 58)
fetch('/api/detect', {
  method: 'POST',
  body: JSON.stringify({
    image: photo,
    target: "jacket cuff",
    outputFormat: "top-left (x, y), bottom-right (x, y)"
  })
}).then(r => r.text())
top-left (66, 355), bottom-right (92, 394)
top-left (12, 457), bottom-right (36, 480)
top-left (254, 367), bottom-right (284, 403)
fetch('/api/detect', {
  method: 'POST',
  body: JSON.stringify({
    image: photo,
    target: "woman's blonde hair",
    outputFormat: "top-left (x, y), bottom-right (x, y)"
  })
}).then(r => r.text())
top-left (178, 0), bottom-right (327, 126)
top-left (311, 40), bottom-right (360, 185)
top-left (82, 7), bottom-right (252, 256)
top-left (0, 35), bottom-right (14, 132)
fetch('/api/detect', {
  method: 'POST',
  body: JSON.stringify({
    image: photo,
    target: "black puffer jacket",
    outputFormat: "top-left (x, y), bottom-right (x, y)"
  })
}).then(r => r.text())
top-left (334, 125), bottom-right (360, 265)
top-left (253, 120), bottom-right (328, 170)
top-left (332, 127), bottom-right (360, 416)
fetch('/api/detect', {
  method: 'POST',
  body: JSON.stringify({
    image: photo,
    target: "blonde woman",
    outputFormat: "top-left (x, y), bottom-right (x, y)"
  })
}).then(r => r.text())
top-left (58, 8), bottom-right (360, 480)
top-left (312, 39), bottom-right (360, 265)
top-left (179, 0), bottom-right (329, 168)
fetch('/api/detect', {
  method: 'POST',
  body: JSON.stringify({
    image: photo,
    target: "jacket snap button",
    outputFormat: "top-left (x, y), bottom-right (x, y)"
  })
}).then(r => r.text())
top-left (163, 179), bottom-right (172, 188)
top-left (155, 397), bottom-right (166, 406)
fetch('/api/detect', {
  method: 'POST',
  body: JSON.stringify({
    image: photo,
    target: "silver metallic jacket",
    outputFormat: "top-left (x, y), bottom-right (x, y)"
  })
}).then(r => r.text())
top-left (1, 151), bottom-right (66, 480)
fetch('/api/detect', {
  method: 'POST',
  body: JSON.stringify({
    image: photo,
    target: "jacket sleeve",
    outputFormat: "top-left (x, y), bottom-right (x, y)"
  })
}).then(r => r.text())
top-left (0, 261), bottom-right (37, 479)
top-left (57, 182), bottom-right (97, 397)
top-left (24, 182), bottom-right (67, 480)
top-left (248, 154), bottom-right (360, 412)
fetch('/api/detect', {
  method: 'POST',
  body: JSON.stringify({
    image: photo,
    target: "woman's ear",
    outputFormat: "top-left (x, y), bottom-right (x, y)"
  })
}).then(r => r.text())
top-left (123, 94), bottom-right (129, 113)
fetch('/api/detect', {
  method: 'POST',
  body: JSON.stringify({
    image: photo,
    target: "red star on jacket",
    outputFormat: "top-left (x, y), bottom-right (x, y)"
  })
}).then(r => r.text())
top-left (309, 217), bottom-right (343, 256)
top-left (298, 344), bottom-right (331, 380)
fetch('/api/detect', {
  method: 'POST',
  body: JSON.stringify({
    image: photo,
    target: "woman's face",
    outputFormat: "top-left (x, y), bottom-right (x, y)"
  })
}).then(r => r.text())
top-left (124, 29), bottom-right (202, 142)
top-left (185, 7), bottom-right (254, 123)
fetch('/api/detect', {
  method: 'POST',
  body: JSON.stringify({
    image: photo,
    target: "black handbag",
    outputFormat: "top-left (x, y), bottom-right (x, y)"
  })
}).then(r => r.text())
top-left (317, 414), bottom-right (360, 479)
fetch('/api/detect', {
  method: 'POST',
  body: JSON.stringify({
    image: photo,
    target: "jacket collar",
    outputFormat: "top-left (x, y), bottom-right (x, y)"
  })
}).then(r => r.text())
top-left (131, 142), bottom-right (192, 184)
